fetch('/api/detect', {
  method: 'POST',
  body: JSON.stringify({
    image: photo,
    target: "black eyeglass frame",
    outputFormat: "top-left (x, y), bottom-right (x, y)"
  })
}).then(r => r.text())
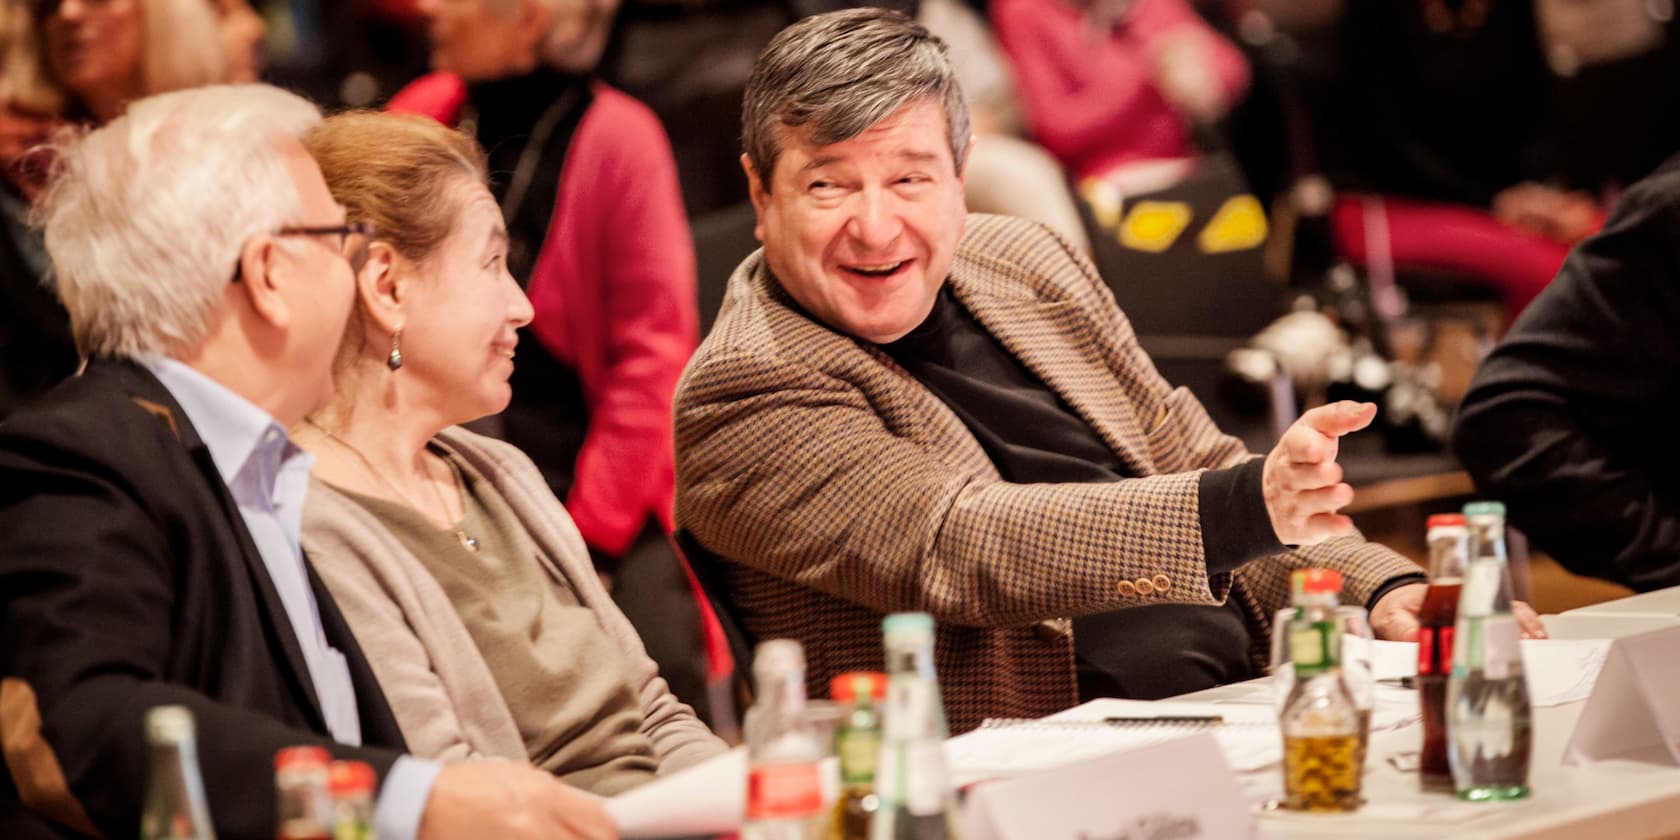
top-left (231, 222), bottom-right (376, 282)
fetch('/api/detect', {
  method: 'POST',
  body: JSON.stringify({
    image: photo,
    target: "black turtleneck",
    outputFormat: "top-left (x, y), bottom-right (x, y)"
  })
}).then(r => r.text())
top-left (465, 67), bottom-right (593, 283)
top-left (881, 287), bottom-right (1281, 700)
top-left (463, 69), bottom-right (597, 517)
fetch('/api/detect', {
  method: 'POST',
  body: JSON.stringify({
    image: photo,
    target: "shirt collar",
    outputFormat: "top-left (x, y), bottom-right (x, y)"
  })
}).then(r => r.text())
top-left (142, 356), bottom-right (310, 490)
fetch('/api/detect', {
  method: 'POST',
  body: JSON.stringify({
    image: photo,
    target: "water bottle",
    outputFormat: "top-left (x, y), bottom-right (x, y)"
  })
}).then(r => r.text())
top-left (743, 639), bottom-right (829, 839)
top-left (871, 613), bottom-right (959, 840)
top-left (1447, 501), bottom-right (1533, 802)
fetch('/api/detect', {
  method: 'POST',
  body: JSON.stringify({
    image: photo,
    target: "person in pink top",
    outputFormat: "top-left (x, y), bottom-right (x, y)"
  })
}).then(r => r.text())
top-left (388, 0), bottom-right (722, 721)
top-left (993, 0), bottom-right (1250, 186)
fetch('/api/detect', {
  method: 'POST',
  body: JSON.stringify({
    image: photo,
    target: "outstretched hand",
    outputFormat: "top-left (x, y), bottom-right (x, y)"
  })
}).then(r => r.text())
top-left (1263, 401), bottom-right (1376, 546)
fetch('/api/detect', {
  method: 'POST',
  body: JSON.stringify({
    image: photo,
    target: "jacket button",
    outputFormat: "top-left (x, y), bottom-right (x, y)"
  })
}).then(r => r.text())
top-left (1135, 578), bottom-right (1157, 596)
top-left (1152, 574), bottom-right (1171, 593)
top-left (1116, 580), bottom-right (1137, 597)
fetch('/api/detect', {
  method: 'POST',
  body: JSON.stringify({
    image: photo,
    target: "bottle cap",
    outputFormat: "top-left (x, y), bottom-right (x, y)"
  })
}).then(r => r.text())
top-left (1426, 513), bottom-right (1466, 529)
top-left (752, 639), bottom-right (805, 677)
top-left (1463, 501), bottom-right (1507, 519)
top-left (881, 611), bottom-right (935, 640)
top-left (830, 671), bottom-right (888, 703)
top-left (329, 760), bottom-right (377, 796)
top-left (1290, 568), bottom-right (1343, 595)
top-left (144, 705), bottom-right (194, 743)
top-left (275, 746), bottom-right (332, 772)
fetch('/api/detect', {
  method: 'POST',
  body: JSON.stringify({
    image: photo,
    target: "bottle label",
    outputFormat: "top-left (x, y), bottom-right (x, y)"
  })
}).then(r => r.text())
top-left (1418, 626), bottom-right (1455, 675)
top-left (837, 730), bottom-right (880, 785)
top-left (1290, 621), bottom-right (1335, 674)
top-left (746, 763), bottom-right (824, 819)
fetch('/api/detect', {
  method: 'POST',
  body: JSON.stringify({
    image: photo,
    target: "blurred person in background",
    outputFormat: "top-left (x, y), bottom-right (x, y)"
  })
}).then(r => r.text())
top-left (918, 0), bottom-right (1091, 253)
top-left (25, 0), bottom-right (265, 122)
top-left (389, 0), bottom-right (715, 721)
top-left (994, 0), bottom-right (1251, 194)
top-left (0, 0), bottom-right (266, 419)
top-left (294, 110), bottom-right (724, 794)
top-left (0, 0), bottom-right (74, 420)
top-left (1316, 0), bottom-right (1600, 319)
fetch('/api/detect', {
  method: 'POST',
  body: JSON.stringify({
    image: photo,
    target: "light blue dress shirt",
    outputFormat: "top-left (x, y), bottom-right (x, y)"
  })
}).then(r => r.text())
top-left (145, 357), bottom-right (439, 840)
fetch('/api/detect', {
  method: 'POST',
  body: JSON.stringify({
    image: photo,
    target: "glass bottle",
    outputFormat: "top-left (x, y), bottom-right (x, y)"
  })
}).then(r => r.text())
top-left (1280, 569), bottom-right (1363, 812)
top-left (139, 705), bottom-right (216, 840)
top-left (1418, 513), bottom-right (1468, 785)
top-left (871, 612), bottom-right (959, 840)
top-left (275, 746), bottom-right (333, 840)
top-left (743, 639), bottom-right (828, 840)
top-left (830, 671), bottom-right (887, 840)
top-left (328, 760), bottom-right (377, 840)
top-left (1448, 501), bottom-right (1533, 802)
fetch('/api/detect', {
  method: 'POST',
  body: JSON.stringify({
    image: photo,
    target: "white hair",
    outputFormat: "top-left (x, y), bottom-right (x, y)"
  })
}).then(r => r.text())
top-left (36, 83), bottom-right (322, 360)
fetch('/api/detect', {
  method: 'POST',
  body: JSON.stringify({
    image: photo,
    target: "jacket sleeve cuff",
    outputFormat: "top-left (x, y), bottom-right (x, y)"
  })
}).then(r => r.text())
top-left (1197, 457), bottom-right (1287, 576)
top-left (1365, 573), bottom-right (1430, 612)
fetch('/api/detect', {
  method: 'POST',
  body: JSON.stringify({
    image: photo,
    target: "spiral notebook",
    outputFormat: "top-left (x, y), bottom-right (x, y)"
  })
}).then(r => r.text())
top-left (945, 699), bottom-right (1282, 787)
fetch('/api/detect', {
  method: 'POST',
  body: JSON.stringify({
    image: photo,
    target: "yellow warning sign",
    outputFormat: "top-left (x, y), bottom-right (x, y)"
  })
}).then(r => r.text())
top-left (1119, 201), bottom-right (1192, 253)
top-left (1197, 195), bottom-right (1268, 253)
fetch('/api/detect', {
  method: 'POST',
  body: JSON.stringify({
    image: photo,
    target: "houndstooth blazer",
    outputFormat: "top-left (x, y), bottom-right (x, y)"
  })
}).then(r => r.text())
top-left (674, 214), bottom-right (1421, 733)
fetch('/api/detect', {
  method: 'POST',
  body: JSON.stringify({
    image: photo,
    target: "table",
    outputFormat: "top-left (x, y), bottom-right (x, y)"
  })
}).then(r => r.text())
top-left (1171, 616), bottom-right (1680, 839)
top-left (1564, 585), bottom-right (1680, 619)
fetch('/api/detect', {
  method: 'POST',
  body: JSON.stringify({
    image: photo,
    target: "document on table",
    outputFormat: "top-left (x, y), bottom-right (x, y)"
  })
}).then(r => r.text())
top-left (1371, 637), bottom-right (1611, 706)
top-left (943, 698), bottom-right (1283, 787)
top-left (605, 747), bottom-right (749, 839)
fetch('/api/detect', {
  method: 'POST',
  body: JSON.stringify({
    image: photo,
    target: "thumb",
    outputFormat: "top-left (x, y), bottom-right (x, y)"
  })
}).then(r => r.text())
top-left (1300, 401), bottom-right (1377, 439)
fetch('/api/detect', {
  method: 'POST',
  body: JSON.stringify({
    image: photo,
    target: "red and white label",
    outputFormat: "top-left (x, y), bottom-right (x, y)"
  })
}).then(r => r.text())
top-left (746, 763), bottom-right (824, 820)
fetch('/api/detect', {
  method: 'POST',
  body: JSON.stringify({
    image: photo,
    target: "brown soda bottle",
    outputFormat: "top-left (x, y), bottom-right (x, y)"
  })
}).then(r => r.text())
top-left (275, 747), bottom-right (333, 840)
top-left (1418, 514), bottom-right (1468, 785)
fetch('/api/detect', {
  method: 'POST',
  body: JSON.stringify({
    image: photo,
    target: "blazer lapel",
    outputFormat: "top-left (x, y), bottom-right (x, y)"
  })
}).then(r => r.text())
top-left (105, 360), bottom-right (330, 732)
top-left (952, 279), bottom-right (1157, 476)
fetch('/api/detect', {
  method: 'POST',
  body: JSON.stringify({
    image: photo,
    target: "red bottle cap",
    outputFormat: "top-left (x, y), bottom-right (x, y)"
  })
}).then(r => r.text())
top-left (829, 671), bottom-right (887, 703)
top-left (329, 760), bottom-right (377, 795)
top-left (1291, 568), bottom-right (1343, 595)
top-left (274, 746), bottom-right (331, 772)
top-left (1427, 513), bottom-right (1467, 529)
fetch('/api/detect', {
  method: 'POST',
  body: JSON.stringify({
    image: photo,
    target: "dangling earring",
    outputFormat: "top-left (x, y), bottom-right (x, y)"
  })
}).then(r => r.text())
top-left (386, 329), bottom-right (404, 371)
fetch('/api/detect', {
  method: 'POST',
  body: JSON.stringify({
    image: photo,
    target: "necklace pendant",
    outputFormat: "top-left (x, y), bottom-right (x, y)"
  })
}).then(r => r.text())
top-left (457, 530), bottom-right (480, 552)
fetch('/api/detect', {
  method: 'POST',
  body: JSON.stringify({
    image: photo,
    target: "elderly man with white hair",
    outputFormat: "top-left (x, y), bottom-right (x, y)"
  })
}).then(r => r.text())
top-left (0, 84), bottom-right (614, 840)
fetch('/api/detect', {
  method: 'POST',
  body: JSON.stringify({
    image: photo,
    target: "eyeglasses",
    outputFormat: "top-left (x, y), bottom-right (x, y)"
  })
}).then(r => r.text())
top-left (231, 222), bottom-right (376, 282)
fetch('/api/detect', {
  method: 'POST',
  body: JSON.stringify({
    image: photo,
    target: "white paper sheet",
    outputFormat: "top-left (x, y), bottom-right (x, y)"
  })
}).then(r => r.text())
top-left (1366, 638), bottom-right (1610, 707)
top-left (944, 698), bottom-right (1283, 788)
top-left (605, 748), bottom-right (747, 839)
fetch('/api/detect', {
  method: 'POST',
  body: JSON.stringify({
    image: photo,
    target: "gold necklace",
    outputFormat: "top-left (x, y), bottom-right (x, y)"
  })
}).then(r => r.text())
top-left (305, 419), bottom-right (480, 552)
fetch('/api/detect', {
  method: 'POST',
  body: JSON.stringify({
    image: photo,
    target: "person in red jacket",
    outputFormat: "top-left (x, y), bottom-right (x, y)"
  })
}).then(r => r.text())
top-left (993, 0), bottom-right (1250, 187)
top-left (391, 0), bottom-right (719, 719)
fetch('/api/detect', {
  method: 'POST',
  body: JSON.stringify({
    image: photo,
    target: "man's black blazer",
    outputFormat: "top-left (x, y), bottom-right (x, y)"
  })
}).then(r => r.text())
top-left (0, 360), bottom-right (411, 839)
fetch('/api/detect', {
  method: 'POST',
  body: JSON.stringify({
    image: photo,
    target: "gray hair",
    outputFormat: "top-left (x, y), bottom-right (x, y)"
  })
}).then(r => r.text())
top-left (35, 84), bottom-right (322, 360)
top-left (742, 7), bottom-right (971, 190)
top-left (489, 0), bottom-right (620, 72)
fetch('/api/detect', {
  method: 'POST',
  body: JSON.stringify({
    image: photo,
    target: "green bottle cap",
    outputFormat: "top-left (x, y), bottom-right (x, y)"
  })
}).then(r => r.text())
top-left (881, 612), bottom-right (934, 636)
top-left (1463, 501), bottom-right (1507, 518)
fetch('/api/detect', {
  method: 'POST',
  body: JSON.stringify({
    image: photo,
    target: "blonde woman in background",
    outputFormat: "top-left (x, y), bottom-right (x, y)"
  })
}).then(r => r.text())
top-left (15, 0), bottom-right (263, 123)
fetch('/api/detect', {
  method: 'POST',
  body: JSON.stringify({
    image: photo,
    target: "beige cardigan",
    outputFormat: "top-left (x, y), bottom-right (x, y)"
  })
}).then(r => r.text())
top-left (301, 426), bottom-right (725, 775)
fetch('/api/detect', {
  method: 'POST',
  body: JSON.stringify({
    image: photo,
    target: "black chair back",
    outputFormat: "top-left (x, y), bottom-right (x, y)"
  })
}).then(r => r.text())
top-left (673, 528), bottom-right (758, 710)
